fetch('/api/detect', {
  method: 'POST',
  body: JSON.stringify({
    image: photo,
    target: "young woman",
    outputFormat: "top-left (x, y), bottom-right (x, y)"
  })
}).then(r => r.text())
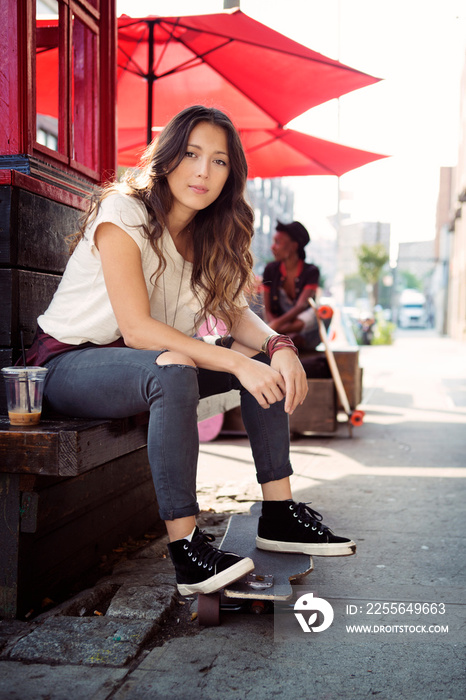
top-left (262, 220), bottom-right (322, 351)
top-left (28, 106), bottom-right (355, 597)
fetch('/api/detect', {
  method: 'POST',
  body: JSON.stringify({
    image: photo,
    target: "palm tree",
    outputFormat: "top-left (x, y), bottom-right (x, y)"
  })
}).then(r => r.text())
top-left (356, 243), bottom-right (389, 310)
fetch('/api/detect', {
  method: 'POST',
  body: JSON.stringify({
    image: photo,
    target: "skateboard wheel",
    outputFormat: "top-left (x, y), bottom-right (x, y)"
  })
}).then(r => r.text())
top-left (250, 600), bottom-right (266, 614)
top-left (350, 410), bottom-right (364, 427)
top-left (317, 305), bottom-right (333, 321)
top-left (197, 592), bottom-right (221, 626)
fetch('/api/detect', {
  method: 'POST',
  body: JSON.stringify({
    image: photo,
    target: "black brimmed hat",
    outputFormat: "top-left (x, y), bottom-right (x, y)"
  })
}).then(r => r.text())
top-left (276, 220), bottom-right (310, 255)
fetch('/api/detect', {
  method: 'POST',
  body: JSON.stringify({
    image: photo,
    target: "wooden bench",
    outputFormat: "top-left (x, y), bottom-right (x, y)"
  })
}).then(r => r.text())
top-left (0, 175), bottom-right (239, 619)
top-left (0, 392), bottom-right (239, 620)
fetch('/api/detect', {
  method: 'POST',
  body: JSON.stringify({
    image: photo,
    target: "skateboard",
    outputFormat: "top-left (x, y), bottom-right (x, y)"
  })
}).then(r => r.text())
top-left (308, 297), bottom-right (364, 437)
top-left (197, 502), bottom-right (314, 626)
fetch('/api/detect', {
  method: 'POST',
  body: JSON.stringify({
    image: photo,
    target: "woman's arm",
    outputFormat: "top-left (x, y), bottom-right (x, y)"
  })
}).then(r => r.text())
top-left (230, 307), bottom-right (308, 414)
top-left (228, 305), bottom-right (276, 353)
top-left (95, 223), bottom-right (289, 410)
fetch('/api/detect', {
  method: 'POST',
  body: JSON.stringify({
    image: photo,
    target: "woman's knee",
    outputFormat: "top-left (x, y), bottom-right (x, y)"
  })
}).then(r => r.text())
top-left (152, 351), bottom-right (199, 399)
top-left (155, 351), bottom-right (196, 368)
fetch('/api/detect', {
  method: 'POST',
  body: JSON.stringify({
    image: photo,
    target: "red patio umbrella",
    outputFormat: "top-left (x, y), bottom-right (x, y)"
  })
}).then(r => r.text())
top-left (119, 124), bottom-right (387, 177)
top-left (239, 127), bottom-right (388, 179)
top-left (117, 9), bottom-right (380, 150)
top-left (35, 10), bottom-right (382, 177)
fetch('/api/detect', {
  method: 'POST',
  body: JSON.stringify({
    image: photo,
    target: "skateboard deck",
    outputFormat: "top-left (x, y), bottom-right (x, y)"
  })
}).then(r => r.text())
top-left (222, 502), bottom-right (313, 600)
top-left (197, 503), bottom-right (313, 625)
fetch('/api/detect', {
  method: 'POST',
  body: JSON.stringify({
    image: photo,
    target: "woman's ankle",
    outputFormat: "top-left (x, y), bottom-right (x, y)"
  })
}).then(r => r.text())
top-left (261, 477), bottom-right (292, 501)
top-left (165, 516), bottom-right (197, 542)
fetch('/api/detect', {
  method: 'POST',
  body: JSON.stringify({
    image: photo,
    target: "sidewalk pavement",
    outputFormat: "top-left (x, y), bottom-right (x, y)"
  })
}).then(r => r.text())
top-left (0, 330), bottom-right (465, 699)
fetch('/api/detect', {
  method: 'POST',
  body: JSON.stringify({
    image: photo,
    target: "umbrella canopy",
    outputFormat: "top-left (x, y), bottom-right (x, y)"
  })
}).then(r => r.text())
top-left (117, 9), bottom-right (380, 152)
top-left (35, 10), bottom-right (382, 176)
top-left (240, 127), bottom-right (388, 179)
top-left (120, 124), bottom-right (387, 178)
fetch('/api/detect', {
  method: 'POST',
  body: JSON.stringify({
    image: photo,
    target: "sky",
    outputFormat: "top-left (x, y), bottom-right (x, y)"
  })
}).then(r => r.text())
top-left (116, 0), bottom-right (466, 256)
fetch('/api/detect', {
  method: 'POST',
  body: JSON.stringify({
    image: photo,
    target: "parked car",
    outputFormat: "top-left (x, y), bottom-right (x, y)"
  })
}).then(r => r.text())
top-left (398, 289), bottom-right (427, 328)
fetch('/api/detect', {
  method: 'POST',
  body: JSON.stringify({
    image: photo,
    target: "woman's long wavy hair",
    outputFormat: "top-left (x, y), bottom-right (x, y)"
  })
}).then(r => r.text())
top-left (70, 105), bottom-right (255, 331)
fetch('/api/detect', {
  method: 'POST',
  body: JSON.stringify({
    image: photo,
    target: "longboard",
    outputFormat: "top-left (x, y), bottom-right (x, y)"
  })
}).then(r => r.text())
top-left (197, 503), bottom-right (313, 625)
top-left (308, 297), bottom-right (364, 436)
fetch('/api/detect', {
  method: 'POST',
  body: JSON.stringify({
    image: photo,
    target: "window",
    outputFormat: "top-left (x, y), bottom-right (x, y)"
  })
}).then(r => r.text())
top-left (35, 1), bottom-right (60, 153)
top-left (34, 0), bottom-right (105, 180)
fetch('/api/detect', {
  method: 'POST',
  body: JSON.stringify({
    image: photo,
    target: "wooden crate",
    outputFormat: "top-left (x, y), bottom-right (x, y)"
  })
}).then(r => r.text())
top-left (333, 349), bottom-right (362, 409)
top-left (289, 379), bottom-right (337, 434)
top-left (300, 348), bottom-right (362, 410)
top-left (223, 378), bottom-right (337, 436)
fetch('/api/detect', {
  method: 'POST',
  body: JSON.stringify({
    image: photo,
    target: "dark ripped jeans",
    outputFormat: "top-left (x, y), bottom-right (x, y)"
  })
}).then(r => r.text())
top-left (43, 346), bottom-right (293, 521)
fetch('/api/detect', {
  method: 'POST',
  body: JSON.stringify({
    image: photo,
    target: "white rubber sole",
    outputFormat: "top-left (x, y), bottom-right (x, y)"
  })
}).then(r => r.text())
top-left (256, 536), bottom-right (357, 557)
top-left (177, 557), bottom-right (255, 596)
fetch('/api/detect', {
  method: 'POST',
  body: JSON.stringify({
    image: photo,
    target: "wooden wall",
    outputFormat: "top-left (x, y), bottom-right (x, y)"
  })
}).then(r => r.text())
top-left (0, 183), bottom-right (82, 412)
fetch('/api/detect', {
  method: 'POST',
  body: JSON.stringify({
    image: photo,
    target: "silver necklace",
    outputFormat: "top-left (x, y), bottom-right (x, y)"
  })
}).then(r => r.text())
top-left (162, 258), bottom-right (186, 328)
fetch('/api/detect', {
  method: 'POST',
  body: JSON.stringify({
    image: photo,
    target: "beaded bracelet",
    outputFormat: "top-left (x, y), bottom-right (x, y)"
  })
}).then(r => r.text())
top-left (264, 334), bottom-right (299, 358)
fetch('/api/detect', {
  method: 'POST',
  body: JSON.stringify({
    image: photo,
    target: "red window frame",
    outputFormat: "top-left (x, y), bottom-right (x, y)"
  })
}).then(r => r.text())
top-left (34, 1), bottom-right (99, 180)
top-left (17, 0), bottom-right (116, 184)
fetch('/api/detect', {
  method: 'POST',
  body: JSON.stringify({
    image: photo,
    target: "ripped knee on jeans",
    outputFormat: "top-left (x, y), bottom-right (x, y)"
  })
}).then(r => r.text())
top-left (155, 350), bottom-right (197, 368)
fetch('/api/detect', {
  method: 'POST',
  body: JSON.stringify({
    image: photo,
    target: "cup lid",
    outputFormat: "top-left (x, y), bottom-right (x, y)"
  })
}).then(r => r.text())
top-left (1, 366), bottom-right (48, 375)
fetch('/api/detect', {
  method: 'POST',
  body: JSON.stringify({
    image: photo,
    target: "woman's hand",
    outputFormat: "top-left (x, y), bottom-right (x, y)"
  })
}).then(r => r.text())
top-left (228, 307), bottom-right (307, 413)
top-left (270, 348), bottom-right (308, 414)
top-left (234, 356), bottom-right (287, 411)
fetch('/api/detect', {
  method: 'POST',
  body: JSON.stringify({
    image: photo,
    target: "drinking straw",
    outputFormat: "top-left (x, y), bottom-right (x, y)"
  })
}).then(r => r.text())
top-left (20, 330), bottom-right (32, 413)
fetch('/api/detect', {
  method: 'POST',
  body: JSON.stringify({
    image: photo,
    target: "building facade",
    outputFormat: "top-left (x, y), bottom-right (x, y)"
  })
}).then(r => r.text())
top-left (246, 178), bottom-right (295, 275)
top-left (447, 47), bottom-right (466, 342)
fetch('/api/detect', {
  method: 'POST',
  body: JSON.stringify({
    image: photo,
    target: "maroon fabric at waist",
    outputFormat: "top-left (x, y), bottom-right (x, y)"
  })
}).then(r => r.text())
top-left (22, 328), bottom-right (127, 367)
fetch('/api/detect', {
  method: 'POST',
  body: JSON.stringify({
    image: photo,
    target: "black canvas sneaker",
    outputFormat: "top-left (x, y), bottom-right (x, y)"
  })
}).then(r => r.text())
top-left (168, 527), bottom-right (254, 595)
top-left (256, 500), bottom-right (356, 557)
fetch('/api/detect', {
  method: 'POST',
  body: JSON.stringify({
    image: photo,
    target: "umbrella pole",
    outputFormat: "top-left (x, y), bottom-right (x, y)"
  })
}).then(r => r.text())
top-left (147, 20), bottom-right (155, 145)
